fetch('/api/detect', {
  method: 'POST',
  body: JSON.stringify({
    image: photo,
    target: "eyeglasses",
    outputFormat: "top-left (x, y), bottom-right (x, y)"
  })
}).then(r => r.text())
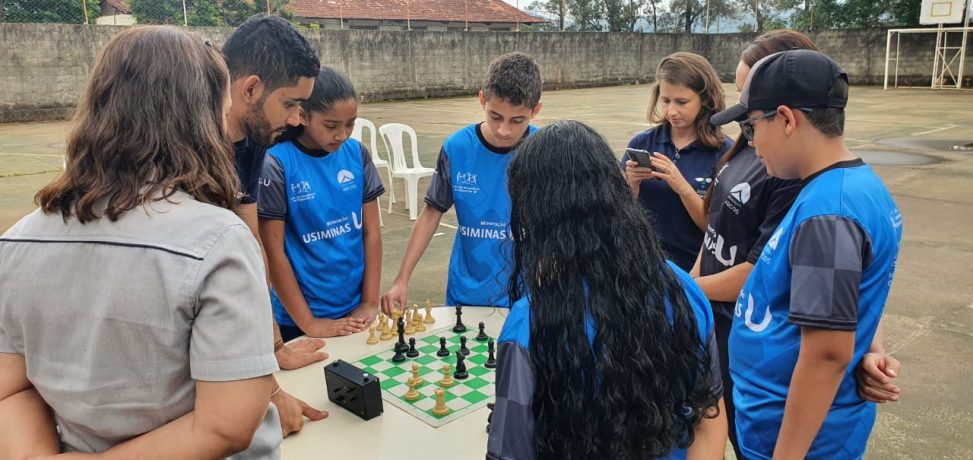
top-left (738, 108), bottom-right (814, 141)
top-left (738, 111), bottom-right (776, 141)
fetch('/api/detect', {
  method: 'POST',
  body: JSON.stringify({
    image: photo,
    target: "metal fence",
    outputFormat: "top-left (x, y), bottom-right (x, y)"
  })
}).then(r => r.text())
top-left (0, 0), bottom-right (290, 26)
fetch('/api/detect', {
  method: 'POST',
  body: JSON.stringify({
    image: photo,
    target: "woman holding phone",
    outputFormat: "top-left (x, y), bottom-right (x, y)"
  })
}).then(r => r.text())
top-left (623, 52), bottom-right (733, 271)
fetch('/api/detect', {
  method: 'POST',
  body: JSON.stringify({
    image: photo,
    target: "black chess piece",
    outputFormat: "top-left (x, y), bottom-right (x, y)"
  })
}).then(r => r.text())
top-left (452, 305), bottom-right (467, 333)
top-left (392, 346), bottom-right (406, 362)
top-left (395, 317), bottom-right (408, 353)
top-left (453, 351), bottom-right (469, 379)
top-left (484, 339), bottom-right (497, 369)
top-left (475, 321), bottom-right (488, 341)
top-left (459, 336), bottom-right (470, 356)
top-left (486, 402), bottom-right (496, 433)
top-left (406, 337), bottom-right (419, 358)
top-left (436, 336), bottom-right (450, 357)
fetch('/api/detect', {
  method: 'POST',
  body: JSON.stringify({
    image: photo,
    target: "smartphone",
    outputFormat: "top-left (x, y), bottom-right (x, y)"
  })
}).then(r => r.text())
top-left (625, 148), bottom-right (654, 169)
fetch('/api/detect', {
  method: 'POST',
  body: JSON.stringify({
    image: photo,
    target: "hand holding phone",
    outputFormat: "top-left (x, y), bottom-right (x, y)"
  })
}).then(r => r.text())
top-left (625, 148), bottom-right (655, 169)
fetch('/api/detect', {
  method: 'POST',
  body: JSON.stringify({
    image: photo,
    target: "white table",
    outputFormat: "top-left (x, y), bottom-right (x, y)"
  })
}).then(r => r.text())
top-left (277, 306), bottom-right (509, 459)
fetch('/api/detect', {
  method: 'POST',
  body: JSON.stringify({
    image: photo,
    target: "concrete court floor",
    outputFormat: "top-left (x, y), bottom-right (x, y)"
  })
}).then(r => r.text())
top-left (1, 83), bottom-right (972, 459)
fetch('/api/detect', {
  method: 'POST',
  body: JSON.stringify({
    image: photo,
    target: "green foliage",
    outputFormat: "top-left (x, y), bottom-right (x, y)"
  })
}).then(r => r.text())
top-left (569, 0), bottom-right (604, 31)
top-left (131, 0), bottom-right (291, 26)
top-left (1, 0), bottom-right (101, 24)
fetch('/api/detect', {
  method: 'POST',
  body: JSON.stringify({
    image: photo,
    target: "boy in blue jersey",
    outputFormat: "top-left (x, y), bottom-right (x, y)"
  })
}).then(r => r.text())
top-left (710, 50), bottom-right (903, 459)
top-left (382, 52), bottom-right (543, 312)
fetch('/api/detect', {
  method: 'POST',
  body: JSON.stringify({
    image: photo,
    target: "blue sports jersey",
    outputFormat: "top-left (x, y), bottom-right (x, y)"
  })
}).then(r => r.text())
top-left (729, 161), bottom-right (902, 459)
top-left (259, 139), bottom-right (384, 326)
top-left (425, 123), bottom-right (537, 308)
top-left (488, 261), bottom-right (720, 460)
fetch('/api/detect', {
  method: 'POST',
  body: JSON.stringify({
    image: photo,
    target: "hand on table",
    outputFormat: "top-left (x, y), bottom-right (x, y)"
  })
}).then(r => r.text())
top-left (649, 153), bottom-right (693, 196)
top-left (347, 301), bottom-right (379, 327)
top-left (276, 338), bottom-right (329, 371)
top-left (625, 160), bottom-right (656, 197)
top-left (856, 352), bottom-right (902, 403)
top-left (272, 388), bottom-right (328, 437)
top-left (302, 317), bottom-right (368, 338)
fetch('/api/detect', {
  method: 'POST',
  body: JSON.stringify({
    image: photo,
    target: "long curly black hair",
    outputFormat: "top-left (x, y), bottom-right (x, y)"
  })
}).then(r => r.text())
top-left (507, 121), bottom-right (720, 459)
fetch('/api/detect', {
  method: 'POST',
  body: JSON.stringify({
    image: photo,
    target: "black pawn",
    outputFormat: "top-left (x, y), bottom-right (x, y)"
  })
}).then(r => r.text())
top-left (406, 337), bottom-right (419, 358)
top-left (453, 351), bottom-right (469, 379)
top-left (484, 339), bottom-right (497, 369)
top-left (436, 336), bottom-right (450, 357)
top-left (459, 336), bottom-right (470, 356)
top-left (453, 305), bottom-right (467, 333)
top-left (475, 321), bottom-right (488, 341)
top-left (395, 317), bottom-right (408, 353)
top-left (392, 346), bottom-right (406, 363)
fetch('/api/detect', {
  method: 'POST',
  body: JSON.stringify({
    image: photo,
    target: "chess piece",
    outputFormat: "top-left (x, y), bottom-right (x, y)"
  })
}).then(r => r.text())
top-left (424, 300), bottom-right (435, 324)
top-left (485, 339), bottom-right (497, 369)
top-left (440, 364), bottom-right (455, 387)
top-left (459, 336), bottom-right (470, 356)
top-left (453, 351), bottom-right (469, 380)
top-left (409, 362), bottom-right (424, 387)
top-left (404, 309), bottom-right (416, 335)
top-left (432, 388), bottom-right (449, 416)
top-left (475, 322), bottom-right (488, 341)
top-left (377, 312), bottom-right (386, 332)
top-left (406, 337), bottom-right (419, 358)
top-left (415, 310), bottom-right (427, 332)
top-left (404, 379), bottom-right (420, 401)
top-left (436, 336), bottom-right (450, 357)
top-left (366, 325), bottom-right (379, 345)
top-left (392, 346), bottom-right (406, 363)
top-left (453, 305), bottom-right (467, 333)
top-left (395, 317), bottom-right (408, 353)
top-left (380, 315), bottom-right (394, 341)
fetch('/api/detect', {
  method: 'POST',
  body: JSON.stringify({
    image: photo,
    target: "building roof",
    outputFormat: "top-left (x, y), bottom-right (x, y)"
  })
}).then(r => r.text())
top-left (101, 0), bottom-right (132, 14)
top-left (287, 0), bottom-right (545, 24)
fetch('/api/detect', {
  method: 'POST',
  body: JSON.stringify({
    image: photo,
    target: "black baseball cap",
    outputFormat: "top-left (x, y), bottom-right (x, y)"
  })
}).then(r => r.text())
top-left (711, 49), bottom-right (848, 126)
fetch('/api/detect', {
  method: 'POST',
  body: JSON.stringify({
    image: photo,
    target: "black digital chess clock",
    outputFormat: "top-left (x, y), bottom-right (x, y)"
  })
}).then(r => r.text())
top-left (324, 360), bottom-right (384, 421)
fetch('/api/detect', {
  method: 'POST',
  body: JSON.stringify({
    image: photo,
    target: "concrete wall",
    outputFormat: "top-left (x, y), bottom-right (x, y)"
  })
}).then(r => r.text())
top-left (1, 23), bottom-right (971, 122)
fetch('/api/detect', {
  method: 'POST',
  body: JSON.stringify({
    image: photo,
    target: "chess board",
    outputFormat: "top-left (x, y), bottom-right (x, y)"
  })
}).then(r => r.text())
top-left (351, 324), bottom-right (496, 428)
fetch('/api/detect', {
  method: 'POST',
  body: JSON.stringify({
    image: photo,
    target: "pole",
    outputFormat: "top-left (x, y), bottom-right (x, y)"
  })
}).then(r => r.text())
top-left (267, 0), bottom-right (271, 15)
top-left (81, 0), bottom-right (89, 24)
top-left (516, 0), bottom-right (520, 32)
top-left (407, 0), bottom-right (411, 30)
top-left (957, 0), bottom-right (971, 88)
top-left (884, 29), bottom-right (892, 90)
top-left (182, 0), bottom-right (188, 26)
top-left (465, 0), bottom-right (469, 31)
top-left (705, 0), bottom-right (710, 32)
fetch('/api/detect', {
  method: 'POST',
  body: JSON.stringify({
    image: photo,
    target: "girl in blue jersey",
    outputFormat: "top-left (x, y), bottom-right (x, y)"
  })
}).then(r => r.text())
top-left (623, 52), bottom-right (733, 271)
top-left (258, 67), bottom-right (385, 340)
top-left (488, 121), bottom-right (726, 460)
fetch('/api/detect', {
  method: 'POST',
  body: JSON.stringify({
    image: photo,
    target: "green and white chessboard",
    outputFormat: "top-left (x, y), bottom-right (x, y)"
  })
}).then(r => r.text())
top-left (351, 324), bottom-right (496, 428)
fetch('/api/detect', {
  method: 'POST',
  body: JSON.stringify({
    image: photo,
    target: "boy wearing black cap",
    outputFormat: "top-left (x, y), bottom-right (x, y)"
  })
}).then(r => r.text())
top-left (711, 50), bottom-right (903, 459)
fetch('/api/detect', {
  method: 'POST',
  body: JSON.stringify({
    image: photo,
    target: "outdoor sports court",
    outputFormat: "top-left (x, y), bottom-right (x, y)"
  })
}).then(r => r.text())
top-left (1, 82), bottom-right (972, 458)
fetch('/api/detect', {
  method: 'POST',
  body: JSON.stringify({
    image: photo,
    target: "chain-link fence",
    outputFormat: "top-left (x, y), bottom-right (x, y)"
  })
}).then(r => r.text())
top-left (1, 0), bottom-right (290, 26)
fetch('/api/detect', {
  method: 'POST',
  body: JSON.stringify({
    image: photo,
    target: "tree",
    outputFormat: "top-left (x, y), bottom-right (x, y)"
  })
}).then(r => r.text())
top-left (1, 0), bottom-right (100, 24)
top-left (132, 0), bottom-right (291, 26)
top-left (670, 0), bottom-right (705, 33)
top-left (891, 0), bottom-right (921, 26)
top-left (569, 0), bottom-right (604, 31)
top-left (603, 0), bottom-right (644, 32)
top-left (525, 0), bottom-right (569, 30)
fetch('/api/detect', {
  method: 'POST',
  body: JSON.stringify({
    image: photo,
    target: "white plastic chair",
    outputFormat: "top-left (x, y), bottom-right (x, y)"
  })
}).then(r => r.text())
top-left (351, 118), bottom-right (391, 227)
top-left (378, 123), bottom-right (435, 221)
